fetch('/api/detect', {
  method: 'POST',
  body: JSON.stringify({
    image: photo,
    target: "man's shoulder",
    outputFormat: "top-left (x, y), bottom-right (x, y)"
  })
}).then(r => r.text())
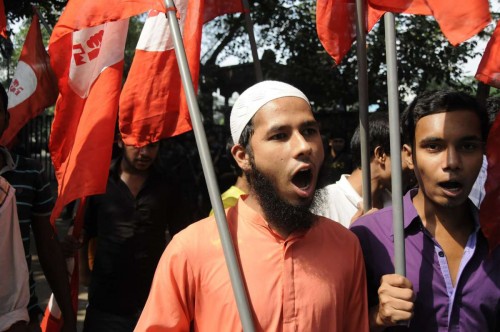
top-left (349, 206), bottom-right (394, 239)
top-left (314, 216), bottom-right (360, 243)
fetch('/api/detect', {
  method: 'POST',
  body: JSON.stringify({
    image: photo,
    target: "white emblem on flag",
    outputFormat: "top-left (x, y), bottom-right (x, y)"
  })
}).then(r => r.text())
top-left (137, 0), bottom-right (188, 52)
top-left (69, 19), bottom-right (129, 98)
top-left (7, 61), bottom-right (37, 109)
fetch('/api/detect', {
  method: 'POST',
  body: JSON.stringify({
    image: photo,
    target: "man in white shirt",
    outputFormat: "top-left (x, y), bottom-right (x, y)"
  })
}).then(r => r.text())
top-left (0, 176), bottom-right (29, 332)
top-left (315, 112), bottom-right (410, 227)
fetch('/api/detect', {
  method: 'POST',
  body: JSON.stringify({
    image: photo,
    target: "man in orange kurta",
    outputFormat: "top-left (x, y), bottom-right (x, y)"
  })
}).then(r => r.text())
top-left (135, 81), bottom-right (368, 332)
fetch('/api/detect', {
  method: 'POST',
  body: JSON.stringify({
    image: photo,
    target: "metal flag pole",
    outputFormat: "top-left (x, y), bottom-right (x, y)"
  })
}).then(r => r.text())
top-left (355, 0), bottom-right (372, 211)
top-left (33, 6), bottom-right (53, 34)
top-left (241, 0), bottom-right (263, 82)
top-left (384, 12), bottom-right (406, 276)
top-left (164, 1), bottom-right (255, 331)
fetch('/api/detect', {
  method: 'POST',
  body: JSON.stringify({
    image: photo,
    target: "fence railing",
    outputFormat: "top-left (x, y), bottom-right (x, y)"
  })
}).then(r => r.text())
top-left (12, 113), bottom-right (55, 182)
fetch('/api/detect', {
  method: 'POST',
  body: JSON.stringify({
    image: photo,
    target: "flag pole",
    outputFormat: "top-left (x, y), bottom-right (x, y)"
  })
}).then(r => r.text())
top-left (33, 6), bottom-right (52, 35)
top-left (355, 0), bottom-right (371, 211)
top-left (164, 2), bottom-right (255, 331)
top-left (241, 0), bottom-right (263, 82)
top-left (384, 12), bottom-right (406, 276)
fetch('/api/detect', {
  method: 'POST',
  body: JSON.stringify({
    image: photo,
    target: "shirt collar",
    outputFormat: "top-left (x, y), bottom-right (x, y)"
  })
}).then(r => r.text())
top-left (392, 188), bottom-right (481, 236)
top-left (0, 146), bottom-right (16, 174)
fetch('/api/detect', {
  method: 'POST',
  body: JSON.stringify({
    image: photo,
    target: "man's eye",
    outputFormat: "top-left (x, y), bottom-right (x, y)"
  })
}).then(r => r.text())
top-left (270, 133), bottom-right (287, 140)
top-left (303, 128), bottom-right (318, 136)
top-left (424, 143), bottom-right (441, 151)
top-left (461, 142), bottom-right (481, 151)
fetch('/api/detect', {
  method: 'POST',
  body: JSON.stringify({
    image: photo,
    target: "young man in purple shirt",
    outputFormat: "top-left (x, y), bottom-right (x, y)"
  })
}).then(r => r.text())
top-left (351, 90), bottom-right (500, 331)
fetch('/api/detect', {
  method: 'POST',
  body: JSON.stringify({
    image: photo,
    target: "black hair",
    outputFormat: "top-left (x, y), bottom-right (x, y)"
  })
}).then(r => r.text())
top-left (350, 112), bottom-right (392, 169)
top-left (401, 90), bottom-right (489, 147)
top-left (226, 136), bottom-right (242, 177)
top-left (238, 119), bottom-right (255, 151)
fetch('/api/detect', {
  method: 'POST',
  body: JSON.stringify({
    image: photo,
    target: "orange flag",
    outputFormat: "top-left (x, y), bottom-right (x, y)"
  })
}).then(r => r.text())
top-left (1, 13), bottom-right (58, 146)
top-left (0, 0), bottom-right (7, 39)
top-left (475, 22), bottom-right (500, 89)
top-left (48, 0), bottom-right (166, 224)
top-left (316, 0), bottom-right (384, 65)
top-left (369, 0), bottom-right (490, 45)
top-left (480, 101), bottom-right (500, 251)
top-left (119, 1), bottom-right (246, 147)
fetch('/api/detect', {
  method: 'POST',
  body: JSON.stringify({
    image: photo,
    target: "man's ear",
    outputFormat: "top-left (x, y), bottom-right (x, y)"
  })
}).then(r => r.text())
top-left (231, 144), bottom-right (251, 172)
top-left (402, 144), bottom-right (414, 170)
top-left (373, 146), bottom-right (386, 165)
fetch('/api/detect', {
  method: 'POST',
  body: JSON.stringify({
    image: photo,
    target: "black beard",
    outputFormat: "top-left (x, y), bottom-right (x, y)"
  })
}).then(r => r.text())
top-left (246, 160), bottom-right (325, 236)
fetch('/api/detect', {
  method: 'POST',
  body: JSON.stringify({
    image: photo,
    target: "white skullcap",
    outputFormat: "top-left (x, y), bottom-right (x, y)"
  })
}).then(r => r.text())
top-left (230, 80), bottom-right (309, 144)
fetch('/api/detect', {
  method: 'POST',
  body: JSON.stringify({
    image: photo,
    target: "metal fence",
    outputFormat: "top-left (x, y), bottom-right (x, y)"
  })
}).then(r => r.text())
top-left (12, 113), bottom-right (55, 182)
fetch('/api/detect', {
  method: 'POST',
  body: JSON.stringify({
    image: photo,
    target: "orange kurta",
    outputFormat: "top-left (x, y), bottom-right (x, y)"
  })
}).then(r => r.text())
top-left (135, 196), bottom-right (368, 332)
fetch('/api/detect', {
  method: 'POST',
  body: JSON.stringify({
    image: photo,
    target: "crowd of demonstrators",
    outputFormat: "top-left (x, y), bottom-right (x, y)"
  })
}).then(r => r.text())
top-left (0, 88), bottom-right (76, 332)
top-left (2, 79), bottom-right (500, 332)
top-left (351, 90), bottom-right (500, 331)
top-left (135, 81), bottom-right (369, 331)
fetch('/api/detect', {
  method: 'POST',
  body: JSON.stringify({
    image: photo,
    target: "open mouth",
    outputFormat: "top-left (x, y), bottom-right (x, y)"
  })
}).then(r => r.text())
top-left (292, 169), bottom-right (313, 190)
top-left (439, 181), bottom-right (463, 191)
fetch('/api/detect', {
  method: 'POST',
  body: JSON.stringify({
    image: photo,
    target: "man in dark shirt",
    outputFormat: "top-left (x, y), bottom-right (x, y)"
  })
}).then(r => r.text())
top-left (81, 138), bottom-right (189, 332)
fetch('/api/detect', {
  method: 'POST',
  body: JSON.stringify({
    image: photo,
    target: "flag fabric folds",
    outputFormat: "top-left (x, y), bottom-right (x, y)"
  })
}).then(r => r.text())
top-left (1, 13), bottom-right (58, 146)
top-left (475, 22), bottom-right (500, 89)
top-left (372, 0), bottom-right (491, 46)
top-left (0, 0), bottom-right (7, 39)
top-left (480, 106), bottom-right (500, 251)
top-left (119, 0), bottom-right (246, 147)
top-left (317, 0), bottom-right (491, 65)
top-left (316, 0), bottom-right (384, 65)
top-left (48, 0), bottom-right (166, 224)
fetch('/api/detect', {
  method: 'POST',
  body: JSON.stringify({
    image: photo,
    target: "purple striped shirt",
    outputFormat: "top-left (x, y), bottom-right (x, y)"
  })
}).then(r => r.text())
top-left (351, 189), bottom-right (500, 331)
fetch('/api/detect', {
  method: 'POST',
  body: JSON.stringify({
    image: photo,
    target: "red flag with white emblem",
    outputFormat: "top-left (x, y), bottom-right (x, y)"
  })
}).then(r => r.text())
top-left (48, 0), bottom-right (166, 224)
top-left (1, 13), bottom-right (58, 146)
top-left (475, 21), bottom-right (500, 89)
top-left (119, 0), bottom-right (246, 147)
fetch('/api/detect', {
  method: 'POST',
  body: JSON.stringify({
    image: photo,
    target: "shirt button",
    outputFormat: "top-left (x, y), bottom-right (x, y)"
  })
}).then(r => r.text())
top-left (438, 251), bottom-right (445, 257)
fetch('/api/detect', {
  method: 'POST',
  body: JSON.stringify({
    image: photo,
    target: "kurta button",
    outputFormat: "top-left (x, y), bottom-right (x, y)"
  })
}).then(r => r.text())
top-left (438, 251), bottom-right (444, 257)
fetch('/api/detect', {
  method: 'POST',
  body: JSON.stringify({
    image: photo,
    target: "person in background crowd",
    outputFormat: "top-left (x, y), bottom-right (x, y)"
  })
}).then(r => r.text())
top-left (0, 88), bottom-right (76, 332)
top-left (0, 176), bottom-right (30, 332)
top-left (324, 130), bottom-right (353, 184)
top-left (314, 112), bottom-right (411, 227)
top-left (79, 137), bottom-right (190, 332)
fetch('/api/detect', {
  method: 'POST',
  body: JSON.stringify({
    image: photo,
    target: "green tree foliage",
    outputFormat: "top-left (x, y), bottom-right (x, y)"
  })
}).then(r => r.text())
top-left (203, 0), bottom-right (496, 111)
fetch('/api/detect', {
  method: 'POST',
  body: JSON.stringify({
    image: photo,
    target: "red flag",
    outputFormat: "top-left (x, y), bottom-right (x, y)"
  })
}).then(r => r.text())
top-left (316, 0), bottom-right (384, 65)
top-left (119, 1), bottom-right (246, 147)
top-left (1, 14), bottom-right (58, 146)
top-left (480, 103), bottom-right (500, 251)
top-left (369, 0), bottom-right (490, 45)
top-left (48, 0), bottom-right (166, 224)
top-left (203, 0), bottom-right (247, 23)
top-left (475, 22), bottom-right (500, 89)
top-left (0, 0), bottom-right (7, 39)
